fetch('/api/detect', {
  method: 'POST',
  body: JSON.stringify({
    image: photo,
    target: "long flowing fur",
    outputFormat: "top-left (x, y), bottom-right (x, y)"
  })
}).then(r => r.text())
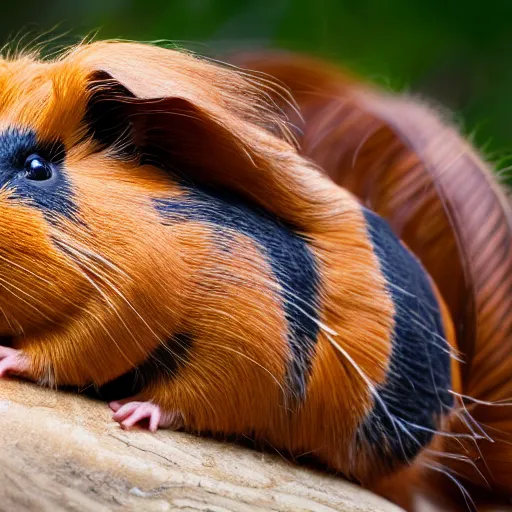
top-left (229, 50), bottom-right (512, 509)
top-left (0, 40), bottom-right (397, 486)
top-left (0, 39), bottom-right (509, 510)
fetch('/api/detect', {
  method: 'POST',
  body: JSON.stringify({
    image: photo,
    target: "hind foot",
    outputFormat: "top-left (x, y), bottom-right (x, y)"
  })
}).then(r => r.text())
top-left (109, 400), bottom-right (184, 432)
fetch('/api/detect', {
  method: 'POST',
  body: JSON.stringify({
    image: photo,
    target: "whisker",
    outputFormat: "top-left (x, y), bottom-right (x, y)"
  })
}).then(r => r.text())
top-left (421, 460), bottom-right (475, 511)
top-left (0, 253), bottom-right (52, 285)
top-left (449, 390), bottom-right (512, 407)
top-left (324, 331), bottom-right (421, 463)
top-left (0, 278), bottom-right (54, 322)
top-left (59, 251), bottom-right (142, 369)
top-left (55, 239), bottom-right (163, 347)
top-left (424, 448), bottom-right (490, 487)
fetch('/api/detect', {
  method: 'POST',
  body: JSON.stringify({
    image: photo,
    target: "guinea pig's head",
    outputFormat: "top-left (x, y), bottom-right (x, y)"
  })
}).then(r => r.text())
top-left (0, 41), bottom-right (299, 340)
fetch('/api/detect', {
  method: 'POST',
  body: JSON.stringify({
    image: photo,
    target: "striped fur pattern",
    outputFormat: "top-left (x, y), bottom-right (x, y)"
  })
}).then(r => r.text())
top-left (230, 50), bottom-right (512, 510)
top-left (0, 42), bottom-right (457, 498)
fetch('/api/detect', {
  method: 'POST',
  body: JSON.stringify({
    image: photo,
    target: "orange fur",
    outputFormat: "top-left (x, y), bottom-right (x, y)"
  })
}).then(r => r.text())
top-left (0, 41), bottom-right (403, 488)
top-left (230, 50), bottom-right (512, 509)
top-left (2, 40), bottom-right (504, 509)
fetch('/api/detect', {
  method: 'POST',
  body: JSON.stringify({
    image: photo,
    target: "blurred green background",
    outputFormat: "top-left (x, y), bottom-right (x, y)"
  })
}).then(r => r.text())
top-left (3, 0), bottom-right (512, 179)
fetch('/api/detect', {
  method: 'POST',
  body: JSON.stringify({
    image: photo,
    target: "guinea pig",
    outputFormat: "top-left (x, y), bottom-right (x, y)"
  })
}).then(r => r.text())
top-left (0, 41), bottom-right (507, 510)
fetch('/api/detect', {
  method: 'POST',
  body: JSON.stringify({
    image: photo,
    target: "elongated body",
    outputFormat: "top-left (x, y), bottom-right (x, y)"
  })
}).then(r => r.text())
top-left (0, 42), bottom-right (505, 510)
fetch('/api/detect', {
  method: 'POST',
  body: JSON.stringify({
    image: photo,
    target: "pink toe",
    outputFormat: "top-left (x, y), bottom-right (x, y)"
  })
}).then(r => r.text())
top-left (121, 405), bottom-right (152, 430)
top-left (112, 402), bottom-right (141, 422)
top-left (149, 409), bottom-right (161, 432)
top-left (0, 346), bottom-right (17, 357)
top-left (109, 401), bottom-right (123, 412)
top-left (0, 351), bottom-right (29, 378)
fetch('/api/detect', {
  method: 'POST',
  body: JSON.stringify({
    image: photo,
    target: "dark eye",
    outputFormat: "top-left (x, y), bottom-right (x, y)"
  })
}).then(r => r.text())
top-left (24, 155), bottom-right (53, 181)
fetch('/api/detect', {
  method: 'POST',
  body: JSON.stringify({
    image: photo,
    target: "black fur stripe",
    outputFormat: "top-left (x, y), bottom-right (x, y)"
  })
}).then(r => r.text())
top-left (358, 208), bottom-right (453, 469)
top-left (154, 183), bottom-right (321, 400)
top-left (78, 332), bottom-right (193, 402)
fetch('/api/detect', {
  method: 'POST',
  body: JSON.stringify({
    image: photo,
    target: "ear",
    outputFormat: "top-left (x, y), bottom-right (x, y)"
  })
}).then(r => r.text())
top-left (72, 42), bottom-right (342, 231)
top-left (84, 69), bottom-right (273, 181)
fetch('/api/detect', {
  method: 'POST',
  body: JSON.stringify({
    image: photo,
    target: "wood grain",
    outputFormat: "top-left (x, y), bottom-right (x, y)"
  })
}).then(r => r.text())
top-left (0, 380), bottom-right (401, 512)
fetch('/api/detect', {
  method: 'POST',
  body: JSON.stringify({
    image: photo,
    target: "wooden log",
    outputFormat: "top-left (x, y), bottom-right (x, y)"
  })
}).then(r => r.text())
top-left (0, 380), bottom-right (402, 511)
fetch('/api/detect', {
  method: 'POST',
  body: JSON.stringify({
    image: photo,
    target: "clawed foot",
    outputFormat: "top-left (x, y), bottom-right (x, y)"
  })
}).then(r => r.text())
top-left (109, 400), bottom-right (184, 432)
top-left (0, 347), bottom-right (30, 378)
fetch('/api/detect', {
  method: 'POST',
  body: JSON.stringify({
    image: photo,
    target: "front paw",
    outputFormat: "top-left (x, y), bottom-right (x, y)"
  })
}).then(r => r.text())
top-left (109, 400), bottom-right (184, 433)
top-left (0, 347), bottom-right (30, 379)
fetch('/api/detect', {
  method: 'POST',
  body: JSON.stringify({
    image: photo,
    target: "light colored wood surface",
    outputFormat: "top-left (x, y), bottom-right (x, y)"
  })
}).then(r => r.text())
top-left (0, 380), bottom-right (403, 511)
